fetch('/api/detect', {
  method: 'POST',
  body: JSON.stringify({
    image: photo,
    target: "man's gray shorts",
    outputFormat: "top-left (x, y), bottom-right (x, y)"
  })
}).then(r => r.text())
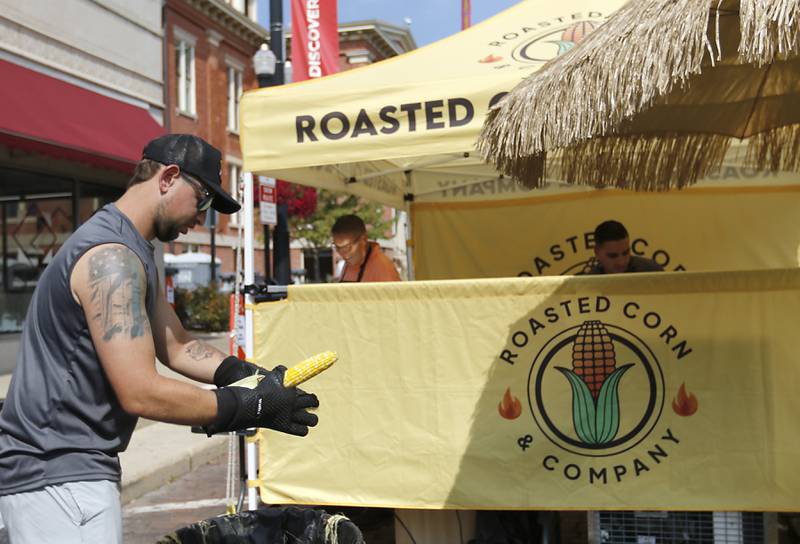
top-left (0, 480), bottom-right (121, 543)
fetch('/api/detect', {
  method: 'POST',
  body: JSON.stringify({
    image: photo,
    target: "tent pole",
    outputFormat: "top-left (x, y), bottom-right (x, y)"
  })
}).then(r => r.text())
top-left (404, 171), bottom-right (415, 281)
top-left (242, 171), bottom-right (259, 511)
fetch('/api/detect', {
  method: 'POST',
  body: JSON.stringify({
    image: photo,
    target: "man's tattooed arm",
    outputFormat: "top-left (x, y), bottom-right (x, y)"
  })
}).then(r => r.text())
top-left (88, 246), bottom-right (150, 341)
top-left (184, 341), bottom-right (219, 361)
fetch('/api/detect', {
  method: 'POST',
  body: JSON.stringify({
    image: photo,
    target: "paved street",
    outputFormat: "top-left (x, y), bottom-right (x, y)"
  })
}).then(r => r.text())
top-left (0, 332), bottom-right (232, 543)
top-left (0, 448), bottom-right (394, 543)
top-left (121, 451), bottom-right (395, 543)
top-left (123, 451), bottom-right (233, 543)
top-left (0, 331), bottom-right (396, 543)
top-left (0, 451), bottom-right (232, 544)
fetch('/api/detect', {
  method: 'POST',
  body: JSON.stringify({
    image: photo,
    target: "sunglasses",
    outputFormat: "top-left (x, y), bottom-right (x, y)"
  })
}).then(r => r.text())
top-left (332, 234), bottom-right (364, 253)
top-left (181, 173), bottom-right (214, 212)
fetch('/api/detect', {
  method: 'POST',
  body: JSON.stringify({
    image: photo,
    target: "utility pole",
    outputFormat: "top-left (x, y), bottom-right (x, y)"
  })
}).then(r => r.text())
top-left (269, 0), bottom-right (291, 285)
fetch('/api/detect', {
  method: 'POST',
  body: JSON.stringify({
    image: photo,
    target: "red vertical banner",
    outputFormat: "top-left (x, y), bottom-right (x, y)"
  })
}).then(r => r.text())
top-left (462, 0), bottom-right (471, 30)
top-left (165, 274), bottom-right (175, 309)
top-left (229, 294), bottom-right (246, 359)
top-left (291, 0), bottom-right (339, 81)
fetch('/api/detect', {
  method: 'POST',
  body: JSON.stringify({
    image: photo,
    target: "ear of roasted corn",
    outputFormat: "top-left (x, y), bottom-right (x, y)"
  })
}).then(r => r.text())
top-left (283, 351), bottom-right (338, 387)
top-left (227, 351), bottom-right (338, 389)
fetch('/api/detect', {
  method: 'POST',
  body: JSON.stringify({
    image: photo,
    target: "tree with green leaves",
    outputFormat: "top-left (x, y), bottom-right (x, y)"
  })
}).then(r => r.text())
top-left (290, 189), bottom-right (394, 282)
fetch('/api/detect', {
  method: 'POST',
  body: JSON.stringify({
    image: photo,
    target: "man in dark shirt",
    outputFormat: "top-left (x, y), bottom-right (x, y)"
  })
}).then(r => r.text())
top-left (585, 220), bottom-right (663, 274)
top-left (0, 134), bottom-right (319, 543)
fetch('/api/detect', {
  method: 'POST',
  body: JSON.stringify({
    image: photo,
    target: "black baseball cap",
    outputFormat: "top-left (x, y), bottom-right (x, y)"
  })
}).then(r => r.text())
top-left (142, 134), bottom-right (241, 214)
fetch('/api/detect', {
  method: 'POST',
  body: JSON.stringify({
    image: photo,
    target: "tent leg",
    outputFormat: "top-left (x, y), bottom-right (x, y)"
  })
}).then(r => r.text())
top-left (404, 173), bottom-right (415, 281)
top-left (242, 171), bottom-right (259, 511)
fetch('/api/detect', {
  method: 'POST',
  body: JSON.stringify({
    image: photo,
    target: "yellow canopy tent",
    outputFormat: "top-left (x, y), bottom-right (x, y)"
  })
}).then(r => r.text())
top-left (236, 0), bottom-right (800, 523)
top-left (240, 0), bottom-right (628, 209)
top-left (240, 0), bottom-right (800, 281)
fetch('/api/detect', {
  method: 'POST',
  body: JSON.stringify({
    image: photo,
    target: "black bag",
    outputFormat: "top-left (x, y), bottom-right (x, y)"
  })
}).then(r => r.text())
top-left (157, 506), bottom-right (363, 544)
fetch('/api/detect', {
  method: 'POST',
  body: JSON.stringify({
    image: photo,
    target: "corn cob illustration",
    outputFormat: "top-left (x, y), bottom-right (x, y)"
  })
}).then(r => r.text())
top-left (571, 320), bottom-right (616, 400)
top-left (556, 320), bottom-right (632, 445)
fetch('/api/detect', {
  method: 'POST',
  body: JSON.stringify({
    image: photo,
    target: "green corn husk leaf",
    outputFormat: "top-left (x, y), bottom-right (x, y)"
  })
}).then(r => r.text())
top-left (595, 364), bottom-right (634, 444)
top-left (556, 366), bottom-right (597, 444)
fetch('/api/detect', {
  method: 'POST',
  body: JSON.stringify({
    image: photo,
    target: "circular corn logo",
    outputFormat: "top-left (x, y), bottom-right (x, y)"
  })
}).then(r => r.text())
top-left (512, 20), bottom-right (600, 63)
top-left (528, 320), bottom-right (665, 457)
top-left (560, 257), bottom-right (598, 275)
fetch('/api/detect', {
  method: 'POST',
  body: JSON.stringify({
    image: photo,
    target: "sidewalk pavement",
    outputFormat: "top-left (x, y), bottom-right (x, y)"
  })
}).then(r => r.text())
top-left (0, 331), bottom-right (236, 505)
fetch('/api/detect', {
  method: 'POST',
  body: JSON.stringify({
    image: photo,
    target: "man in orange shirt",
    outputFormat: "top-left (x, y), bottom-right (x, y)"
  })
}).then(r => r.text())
top-left (330, 213), bottom-right (400, 537)
top-left (332, 214), bottom-right (400, 282)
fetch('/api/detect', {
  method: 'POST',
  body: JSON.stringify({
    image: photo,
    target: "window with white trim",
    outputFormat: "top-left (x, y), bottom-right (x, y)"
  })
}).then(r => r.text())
top-left (228, 162), bottom-right (241, 227)
top-left (227, 66), bottom-right (243, 132)
top-left (223, 0), bottom-right (257, 20)
top-left (174, 32), bottom-right (196, 115)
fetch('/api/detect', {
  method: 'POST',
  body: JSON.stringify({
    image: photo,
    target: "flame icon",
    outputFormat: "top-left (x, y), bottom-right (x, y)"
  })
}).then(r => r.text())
top-left (498, 387), bottom-right (522, 419)
top-left (672, 382), bottom-right (698, 416)
top-left (479, 54), bottom-right (503, 63)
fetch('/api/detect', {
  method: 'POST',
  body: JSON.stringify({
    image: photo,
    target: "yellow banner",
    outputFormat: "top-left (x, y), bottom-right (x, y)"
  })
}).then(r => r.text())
top-left (413, 179), bottom-right (800, 279)
top-left (240, 0), bottom-right (628, 208)
top-left (255, 270), bottom-right (800, 510)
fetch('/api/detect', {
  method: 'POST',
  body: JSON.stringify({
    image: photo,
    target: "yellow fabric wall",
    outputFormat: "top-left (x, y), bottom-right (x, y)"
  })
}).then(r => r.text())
top-left (255, 269), bottom-right (800, 510)
top-left (413, 181), bottom-right (800, 279)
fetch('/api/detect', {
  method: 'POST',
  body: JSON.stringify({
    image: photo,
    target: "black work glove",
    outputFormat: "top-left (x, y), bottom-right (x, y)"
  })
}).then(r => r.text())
top-left (213, 356), bottom-right (263, 387)
top-left (206, 365), bottom-right (319, 437)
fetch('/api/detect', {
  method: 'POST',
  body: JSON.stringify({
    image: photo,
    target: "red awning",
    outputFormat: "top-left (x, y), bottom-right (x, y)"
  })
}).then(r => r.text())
top-left (0, 59), bottom-right (164, 172)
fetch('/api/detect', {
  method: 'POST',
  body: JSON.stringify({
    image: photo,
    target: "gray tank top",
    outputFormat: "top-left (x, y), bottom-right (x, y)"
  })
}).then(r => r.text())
top-left (0, 203), bottom-right (158, 495)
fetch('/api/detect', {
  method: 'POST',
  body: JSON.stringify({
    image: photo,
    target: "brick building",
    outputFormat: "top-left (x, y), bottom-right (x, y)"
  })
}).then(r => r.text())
top-left (332, 20), bottom-right (418, 71)
top-left (162, 0), bottom-right (266, 282)
top-left (0, 0), bottom-right (165, 331)
top-left (168, 17), bottom-right (416, 285)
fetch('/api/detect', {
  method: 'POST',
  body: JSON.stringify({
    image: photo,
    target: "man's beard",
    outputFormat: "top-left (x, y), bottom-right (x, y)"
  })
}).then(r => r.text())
top-left (154, 204), bottom-right (182, 242)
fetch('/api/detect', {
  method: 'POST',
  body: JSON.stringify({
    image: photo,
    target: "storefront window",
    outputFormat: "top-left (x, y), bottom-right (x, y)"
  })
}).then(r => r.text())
top-left (0, 168), bottom-right (121, 332)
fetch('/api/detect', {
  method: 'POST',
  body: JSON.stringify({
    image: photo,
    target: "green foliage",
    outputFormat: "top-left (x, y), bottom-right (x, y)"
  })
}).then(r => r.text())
top-left (290, 189), bottom-right (393, 249)
top-left (174, 283), bottom-right (229, 332)
top-left (290, 189), bottom-right (395, 281)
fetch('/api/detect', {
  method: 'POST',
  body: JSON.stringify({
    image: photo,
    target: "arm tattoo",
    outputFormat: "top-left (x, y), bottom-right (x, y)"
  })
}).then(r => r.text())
top-left (88, 246), bottom-right (150, 341)
top-left (185, 341), bottom-right (216, 361)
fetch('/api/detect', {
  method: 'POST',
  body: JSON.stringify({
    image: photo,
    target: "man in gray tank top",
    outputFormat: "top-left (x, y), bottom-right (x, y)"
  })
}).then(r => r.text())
top-left (0, 135), bottom-right (320, 543)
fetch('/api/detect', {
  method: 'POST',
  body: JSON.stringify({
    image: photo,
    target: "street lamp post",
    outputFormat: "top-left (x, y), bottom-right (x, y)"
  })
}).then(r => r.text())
top-left (253, 36), bottom-right (291, 285)
top-left (242, 10), bottom-right (286, 513)
top-left (252, 3), bottom-right (290, 285)
top-left (253, 43), bottom-right (276, 87)
top-left (252, 44), bottom-right (276, 283)
top-left (267, 0), bottom-right (290, 285)
top-left (268, 0), bottom-right (285, 87)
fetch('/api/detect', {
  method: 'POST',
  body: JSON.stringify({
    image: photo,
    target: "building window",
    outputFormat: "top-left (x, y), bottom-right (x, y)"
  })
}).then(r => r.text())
top-left (228, 162), bottom-right (241, 227)
top-left (224, 0), bottom-right (257, 21)
top-left (227, 66), bottom-right (243, 132)
top-left (174, 31), bottom-right (196, 115)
